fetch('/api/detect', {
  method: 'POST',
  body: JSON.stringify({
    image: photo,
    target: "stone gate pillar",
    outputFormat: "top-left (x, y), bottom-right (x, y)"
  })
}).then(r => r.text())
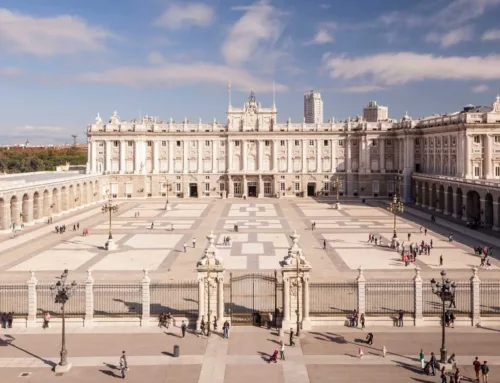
top-left (196, 231), bottom-right (225, 331)
top-left (414, 267), bottom-right (423, 326)
top-left (470, 266), bottom-right (481, 327)
top-left (281, 230), bottom-right (312, 331)
top-left (27, 271), bottom-right (37, 328)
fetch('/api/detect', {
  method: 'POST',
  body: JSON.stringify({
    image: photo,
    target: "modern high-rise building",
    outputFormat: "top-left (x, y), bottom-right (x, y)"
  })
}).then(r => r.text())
top-left (304, 90), bottom-right (323, 123)
top-left (363, 101), bottom-right (389, 122)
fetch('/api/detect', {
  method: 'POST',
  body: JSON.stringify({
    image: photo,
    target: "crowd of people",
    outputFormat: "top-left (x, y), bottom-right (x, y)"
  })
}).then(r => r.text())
top-left (1, 312), bottom-right (14, 328)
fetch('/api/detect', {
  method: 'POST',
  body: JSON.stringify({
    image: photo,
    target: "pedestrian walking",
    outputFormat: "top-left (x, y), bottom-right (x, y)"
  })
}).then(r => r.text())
top-left (481, 361), bottom-right (489, 383)
top-left (441, 366), bottom-right (447, 383)
top-left (430, 239), bottom-right (433, 248)
top-left (366, 332), bottom-right (373, 345)
top-left (382, 345), bottom-right (387, 358)
top-left (359, 347), bottom-right (364, 359)
top-left (398, 309), bottom-right (404, 327)
top-left (223, 320), bottom-right (230, 339)
top-left (289, 329), bottom-right (295, 347)
top-left (473, 357), bottom-right (481, 381)
top-left (420, 349), bottom-right (425, 370)
top-left (428, 352), bottom-right (437, 376)
top-left (1, 313), bottom-right (7, 328)
top-left (280, 340), bottom-right (285, 360)
top-left (408, 233), bottom-right (411, 241)
top-left (440, 255), bottom-right (443, 266)
top-left (119, 351), bottom-right (128, 379)
top-left (43, 312), bottom-right (50, 329)
top-left (183, 243), bottom-right (187, 252)
top-left (424, 228), bottom-right (428, 235)
top-left (200, 318), bottom-right (205, 336)
top-left (7, 312), bottom-right (13, 328)
top-left (192, 238), bottom-right (196, 248)
top-left (77, 223), bottom-right (80, 230)
top-left (360, 313), bottom-right (365, 329)
top-left (323, 240), bottom-right (327, 250)
top-left (181, 321), bottom-right (187, 338)
top-left (151, 222), bottom-right (154, 230)
top-left (420, 226), bottom-right (423, 233)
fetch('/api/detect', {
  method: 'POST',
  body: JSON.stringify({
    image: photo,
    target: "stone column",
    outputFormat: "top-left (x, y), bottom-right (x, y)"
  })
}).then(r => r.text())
top-left (153, 141), bottom-right (160, 173)
top-left (84, 268), bottom-right (94, 327)
top-left (316, 139), bottom-right (322, 173)
top-left (346, 138), bottom-right (352, 172)
top-left (465, 134), bottom-right (471, 178)
top-left (183, 141), bottom-right (188, 173)
top-left (212, 140), bottom-right (218, 173)
top-left (443, 190), bottom-right (450, 215)
top-left (228, 140), bottom-right (233, 171)
top-left (272, 140), bottom-right (278, 171)
top-left (87, 141), bottom-right (92, 174)
top-left (452, 193), bottom-right (459, 219)
top-left (365, 137), bottom-right (371, 173)
top-left (258, 175), bottom-right (264, 198)
top-left (380, 138), bottom-right (385, 173)
top-left (243, 175), bottom-right (248, 198)
top-left (457, 133), bottom-right (463, 177)
top-left (414, 267), bottom-right (423, 326)
top-left (493, 202), bottom-right (499, 231)
top-left (356, 267), bottom-right (365, 315)
top-left (282, 276), bottom-right (290, 327)
top-left (197, 275), bottom-right (205, 330)
top-left (134, 140), bottom-right (141, 174)
top-left (470, 267), bottom-right (481, 327)
top-left (258, 140), bottom-right (264, 171)
top-left (302, 276), bottom-right (311, 330)
top-left (287, 140), bottom-right (293, 173)
top-left (331, 140), bottom-right (336, 172)
top-left (23, 198), bottom-right (34, 225)
top-left (0, 202), bottom-right (11, 231)
top-left (27, 271), bottom-right (37, 328)
top-left (168, 140), bottom-right (174, 173)
top-left (462, 194), bottom-right (468, 221)
top-left (141, 269), bottom-right (151, 326)
top-left (484, 134), bottom-right (492, 179)
top-left (228, 175), bottom-right (234, 198)
top-left (242, 141), bottom-right (248, 171)
top-left (217, 274), bottom-right (224, 322)
top-left (359, 138), bottom-right (365, 173)
top-left (104, 141), bottom-right (111, 173)
top-left (302, 140), bottom-right (307, 172)
top-left (120, 141), bottom-right (126, 174)
top-left (197, 140), bottom-right (203, 173)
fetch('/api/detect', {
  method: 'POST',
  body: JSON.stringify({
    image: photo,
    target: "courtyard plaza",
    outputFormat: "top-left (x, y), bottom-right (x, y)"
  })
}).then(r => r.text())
top-left (0, 198), bottom-right (499, 283)
top-left (0, 325), bottom-right (499, 382)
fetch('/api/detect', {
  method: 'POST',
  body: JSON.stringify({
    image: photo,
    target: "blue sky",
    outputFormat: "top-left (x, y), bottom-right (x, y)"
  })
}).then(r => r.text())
top-left (1, 0), bottom-right (500, 144)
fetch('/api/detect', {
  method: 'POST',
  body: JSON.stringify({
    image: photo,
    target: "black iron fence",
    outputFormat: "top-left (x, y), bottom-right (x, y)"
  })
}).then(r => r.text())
top-left (0, 284), bottom-right (29, 316)
top-left (36, 283), bottom-right (86, 318)
top-left (423, 281), bottom-right (471, 317)
top-left (309, 282), bottom-right (357, 316)
top-left (93, 283), bottom-right (142, 317)
top-left (480, 281), bottom-right (500, 316)
top-left (365, 281), bottom-right (414, 316)
top-left (150, 282), bottom-right (198, 317)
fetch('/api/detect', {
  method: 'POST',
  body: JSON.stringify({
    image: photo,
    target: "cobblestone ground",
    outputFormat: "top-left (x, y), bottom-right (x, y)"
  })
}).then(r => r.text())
top-left (1, 326), bottom-right (499, 382)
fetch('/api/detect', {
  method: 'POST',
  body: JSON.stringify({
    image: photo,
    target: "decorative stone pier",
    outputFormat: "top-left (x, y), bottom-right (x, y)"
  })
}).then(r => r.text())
top-left (196, 230), bottom-right (225, 331)
top-left (281, 230), bottom-right (312, 331)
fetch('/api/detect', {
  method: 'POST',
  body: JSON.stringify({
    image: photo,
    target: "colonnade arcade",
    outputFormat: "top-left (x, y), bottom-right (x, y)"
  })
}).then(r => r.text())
top-left (0, 179), bottom-right (101, 231)
top-left (413, 178), bottom-right (499, 230)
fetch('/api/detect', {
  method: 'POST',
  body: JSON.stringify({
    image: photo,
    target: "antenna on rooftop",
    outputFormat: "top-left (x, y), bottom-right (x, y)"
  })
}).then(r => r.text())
top-left (71, 135), bottom-right (78, 146)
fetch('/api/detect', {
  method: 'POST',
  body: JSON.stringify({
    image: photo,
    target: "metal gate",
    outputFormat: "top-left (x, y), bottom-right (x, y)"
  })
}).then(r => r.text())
top-left (225, 271), bottom-right (280, 326)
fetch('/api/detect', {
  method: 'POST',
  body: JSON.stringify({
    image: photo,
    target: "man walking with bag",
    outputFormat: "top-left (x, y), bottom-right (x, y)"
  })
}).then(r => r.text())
top-left (120, 351), bottom-right (128, 379)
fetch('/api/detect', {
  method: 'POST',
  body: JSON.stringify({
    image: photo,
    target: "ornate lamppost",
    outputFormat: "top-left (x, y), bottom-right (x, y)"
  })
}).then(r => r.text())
top-left (206, 256), bottom-right (212, 336)
top-left (430, 270), bottom-right (456, 363)
top-left (295, 256), bottom-right (301, 336)
top-left (50, 269), bottom-right (77, 372)
top-left (164, 177), bottom-right (172, 211)
top-left (387, 194), bottom-right (404, 248)
top-left (332, 177), bottom-right (341, 210)
top-left (102, 190), bottom-right (119, 250)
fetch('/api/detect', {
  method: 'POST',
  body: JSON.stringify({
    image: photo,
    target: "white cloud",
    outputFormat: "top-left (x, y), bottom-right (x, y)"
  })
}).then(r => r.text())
top-left (148, 51), bottom-right (165, 65)
top-left (0, 67), bottom-right (22, 76)
top-left (323, 52), bottom-right (500, 85)
top-left (483, 28), bottom-right (500, 41)
top-left (341, 85), bottom-right (386, 93)
top-left (306, 29), bottom-right (334, 45)
top-left (0, 8), bottom-right (113, 56)
top-left (222, 1), bottom-right (285, 66)
top-left (154, 3), bottom-right (214, 29)
top-left (472, 84), bottom-right (489, 93)
top-left (77, 63), bottom-right (287, 92)
top-left (425, 26), bottom-right (473, 48)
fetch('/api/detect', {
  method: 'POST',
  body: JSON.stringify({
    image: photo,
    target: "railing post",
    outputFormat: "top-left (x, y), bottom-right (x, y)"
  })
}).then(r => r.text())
top-left (27, 271), bottom-right (37, 328)
top-left (217, 274), bottom-right (224, 323)
top-left (414, 267), bottom-right (423, 326)
top-left (141, 269), bottom-right (151, 326)
top-left (356, 266), bottom-right (366, 315)
top-left (84, 268), bottom-right (94, 327)
top-left (197, 274), bottom-right (205, 331)
top-left (470, 266), bottom-right (481, 327)
top-left (281, 275), bottom-right (290, 330)
top-left (302, 275), bottom-right (311, 330)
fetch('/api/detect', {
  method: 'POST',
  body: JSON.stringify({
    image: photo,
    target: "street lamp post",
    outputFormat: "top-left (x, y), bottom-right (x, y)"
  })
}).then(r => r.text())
top-left (387, 194), bottom-right (404, 248)
top-left (164, 177), bottom-right (172, 211)
top-left (332, 177), bottom-right (341, 210)
top-left (430, 270), bottom-right (456, 363)
top-left (295, 256), bottom-right (301, 336)
top-left (206, 256), bottom-right (212, 336)
top-left (50, 269), bottom-right (77, 371)
top-left (102, 191), bottom-right (119, 250)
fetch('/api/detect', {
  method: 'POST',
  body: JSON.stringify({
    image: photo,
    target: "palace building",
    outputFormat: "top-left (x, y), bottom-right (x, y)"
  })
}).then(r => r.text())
top-left (85, 92), bottom-right (500, 226)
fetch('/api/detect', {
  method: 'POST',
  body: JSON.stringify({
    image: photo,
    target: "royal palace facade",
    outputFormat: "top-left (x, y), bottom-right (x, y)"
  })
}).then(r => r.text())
top-left (85, 92), bottom-right (500, 227)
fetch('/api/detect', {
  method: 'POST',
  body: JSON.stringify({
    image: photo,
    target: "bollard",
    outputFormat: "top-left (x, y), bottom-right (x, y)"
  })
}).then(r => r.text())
top-left (173, 345), bottom-right (180, 358)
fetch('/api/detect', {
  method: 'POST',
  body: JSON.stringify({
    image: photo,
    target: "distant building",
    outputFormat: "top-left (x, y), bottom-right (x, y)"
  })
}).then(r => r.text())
top-left (304, 90), bottom-right (323, 123)
top-left (363, 101), bottom-right (389, 122)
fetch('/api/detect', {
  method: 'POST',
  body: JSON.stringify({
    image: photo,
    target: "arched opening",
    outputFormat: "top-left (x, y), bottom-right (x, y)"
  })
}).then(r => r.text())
top-left (33, 191), bottom-right (41, 220)
top-left (69, 185), bottom-right (75, 209)
top-left (76, 184), bottom-right (81, 207)
top-left (455, 188), bottom-right (463, 219)
top-left (424, 183), bottom-right (429, 206)
top-left (10, 195), bottom-right (19, 226)
top-left (0, 198), bottom-right (6, 230)
top-left (52, 188), bottom-right (59, 214)
top-left (417, 182), bottom-right (423, 204)
top-left (61, 186), bottom-right (68, 211)
top-left (431, 184), bottom-right (437, 209)
top-left (411, 180), bottom-right (416, 203)
top-left (446, 186), bottom-right (454, 215)
top-left (82, 182), bottom-right (87, 204)
top-left (43, 189), bottom-right (50, 217)
top-left (466, 190), bottom-right (480, 221)
top-left (484, 193), bottom-right (493, 228)
top-left (22, 193), bottom-right (30, 223)
top-left (438, 185), bottom-right (445, 212)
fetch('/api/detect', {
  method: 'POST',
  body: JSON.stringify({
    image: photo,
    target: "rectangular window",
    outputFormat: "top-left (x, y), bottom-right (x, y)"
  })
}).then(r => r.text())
top-left (452, 137), bottom-right (456, 145)
top-left (219, 183), bottom-right (225, 192)
top-left (176, 141), bottom-right (181, 147)
top-left (495, 166), bottom-right (500, 176)
top-left (128, 141), bottom-right (133, 147)
top-left (205, 183), bottom-right (210, 192)
top-left (98, 142), bottom-right (104, 147)
top-left (205, 141), bottom-right (210, 147)
top-left (161, 141), bottom-right (167, 147)
top-left (309, 140), bottom-right (314, 146)
top-left (495, 136), bottom-right (500, 143)
top-left (372, 140), bottom-right (377, 146)
top-left (474, 136), bottom-right (480, 144)
top-left (474, 166), bottom-right (480, 176)
top-left (113, 141), bottom-right (119, 147)
top-left (323, 182), bottom-right (329, 191)
top-left (280, 140), bottom-right (285, 146)
top-left (175, 183), bottom-right (181, 192)
top-left (294, 140), bottom-right (300, 147)
top-left (220, 141), bottom-right (225, 147)
top-left (235, 141), bottom-right (240, 147)
top-left (265, 140), bottom-right (270, 146)
top-left (294, 182), bottom-right (300, 191)
top-left (324, 140), bottom-right (329, 147)
top-left (280, 183), bottom-right (285, 191)
top-left (386, 139), bottom-right (392, 146)
top-left (190, 141), bottom-right (196, 148)
top-left (415, 139), bottom-right (420, 145)
top-left (338, 140), bottom-right (344, 147)
top-left (147, 141), bottom-right (152, 147)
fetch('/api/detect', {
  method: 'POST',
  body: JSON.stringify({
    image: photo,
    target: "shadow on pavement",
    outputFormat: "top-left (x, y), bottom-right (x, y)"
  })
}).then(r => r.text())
top-left (99, 369), bottom-right (121, 378)
top-left (0, 335), bottom-right (56, 368)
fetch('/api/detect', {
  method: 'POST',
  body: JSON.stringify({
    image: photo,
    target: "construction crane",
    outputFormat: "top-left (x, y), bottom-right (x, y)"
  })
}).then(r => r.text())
top-left (71, 135), bottom-right (78, 146)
